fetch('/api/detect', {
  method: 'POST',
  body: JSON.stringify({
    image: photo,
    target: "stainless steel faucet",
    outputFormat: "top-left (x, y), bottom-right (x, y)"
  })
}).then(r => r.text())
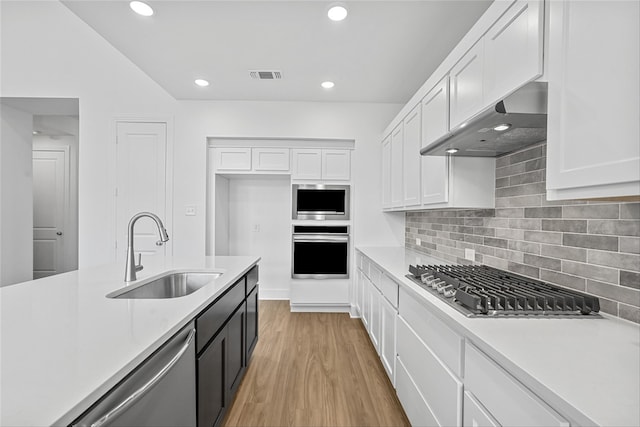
top-left (124, 212), bottom-right (170, 282)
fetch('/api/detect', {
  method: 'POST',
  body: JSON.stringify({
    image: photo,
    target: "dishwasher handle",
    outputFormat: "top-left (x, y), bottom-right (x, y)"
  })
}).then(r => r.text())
top-left (89, 328), bottom-right (196, 427)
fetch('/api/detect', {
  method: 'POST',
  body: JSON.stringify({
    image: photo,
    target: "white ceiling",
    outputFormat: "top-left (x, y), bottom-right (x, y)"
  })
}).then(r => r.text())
top-left (62, 1), bottom-right (492, 103)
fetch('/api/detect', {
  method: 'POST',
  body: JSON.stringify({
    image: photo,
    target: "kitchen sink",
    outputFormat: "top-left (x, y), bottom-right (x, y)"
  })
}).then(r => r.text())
top-left (108, 272), bottom-right (223, 299)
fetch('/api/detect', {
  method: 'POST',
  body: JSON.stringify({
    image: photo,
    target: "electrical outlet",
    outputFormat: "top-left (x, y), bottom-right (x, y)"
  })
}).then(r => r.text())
top-left (185, 205), bottom-right (196, 216)
top-left (415, 238), bottom-right (421, 246)
top-left (465, 248), bottom-right (476, 261)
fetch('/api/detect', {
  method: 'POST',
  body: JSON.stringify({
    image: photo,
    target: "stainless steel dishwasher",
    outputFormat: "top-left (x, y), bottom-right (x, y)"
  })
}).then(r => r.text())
top-left (72, 323), bottom-right (196, 427)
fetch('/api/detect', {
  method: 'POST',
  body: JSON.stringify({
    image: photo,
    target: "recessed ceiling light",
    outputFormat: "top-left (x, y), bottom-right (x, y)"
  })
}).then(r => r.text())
top-left (32, 130), bottom-right (40, 135)
top-left (494, 124), bottom-right (512, 131)
top-left (327, 5), bottom-right (348, 21)
top-left (321, 81), bottom-right (335, 89)
top-left (130, 1), bottom-right (153, 17)
top-left (194, 79), bottom-right (210, 87)
top-left (445, 148), bottom-right (459, 154)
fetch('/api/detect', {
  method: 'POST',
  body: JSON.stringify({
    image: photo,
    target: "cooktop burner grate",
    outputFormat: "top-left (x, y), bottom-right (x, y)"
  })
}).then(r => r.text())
top-left (407, 264), bottom-right (600, 317)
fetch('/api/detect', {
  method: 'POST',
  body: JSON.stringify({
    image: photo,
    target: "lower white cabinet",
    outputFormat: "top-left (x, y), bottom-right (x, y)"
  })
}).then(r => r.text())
top-left (396, 357), bottom-right (439, 427)
top-left (368, 281), bottom-right (381, 353)
top-left (463, 391), bottom-right (499, 427)
top-left (397, 316), bottom-right (463, 427)
top-left (379, 295), bottom-right (397, 385)
top-left (465, 342), bottom-right (568, 427)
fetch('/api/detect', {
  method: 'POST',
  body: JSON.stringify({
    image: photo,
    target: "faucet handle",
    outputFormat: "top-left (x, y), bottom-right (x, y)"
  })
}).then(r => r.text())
top-left (135, 253), bottom-right (144, 272)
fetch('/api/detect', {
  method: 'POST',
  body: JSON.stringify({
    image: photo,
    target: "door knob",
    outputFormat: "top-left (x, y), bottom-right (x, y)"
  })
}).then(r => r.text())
top-left (56, 232), bottom-right (63, 236)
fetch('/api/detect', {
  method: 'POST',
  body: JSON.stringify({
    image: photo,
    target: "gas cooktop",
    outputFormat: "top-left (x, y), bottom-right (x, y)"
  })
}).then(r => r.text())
top-left (407, 264), bottom-right (601, 317)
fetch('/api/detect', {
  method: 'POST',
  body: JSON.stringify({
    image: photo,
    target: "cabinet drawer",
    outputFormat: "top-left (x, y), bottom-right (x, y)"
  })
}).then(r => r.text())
top-left (214, 148), bottom-right (251, 171)
top-left (380, 273), bottom-right (398, 308)
top-left (465, 343), bottom-right (569, 427)
top-left (396, 357), bottom-right (439, 427)
top-left (397, 317), bottom-right (462, 427)
top-left (398, 287), bottom-right (463, 376)
top-left (246, 265), bottom-right (258, 295)
top-left (464, 391), bottom-right (499, 427)
top-left (196, 278), bottom-right (245, 353)
top-left (251, 148), bottom-right (290, 171)
top-left (369, 263), bottom-right (382, 290)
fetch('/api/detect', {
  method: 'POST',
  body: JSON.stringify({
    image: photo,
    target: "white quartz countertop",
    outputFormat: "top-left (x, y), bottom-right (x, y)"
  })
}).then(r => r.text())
top-left (357, 246), bottom-right (640, 427)
top-left (0, 256), bottom-right (259, 427)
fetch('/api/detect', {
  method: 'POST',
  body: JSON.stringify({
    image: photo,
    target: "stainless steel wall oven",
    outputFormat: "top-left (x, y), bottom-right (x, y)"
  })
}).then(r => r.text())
top-left (292, 226), bottom-right (349, 279)
top-left (292, 184), bottom-right (350, 221)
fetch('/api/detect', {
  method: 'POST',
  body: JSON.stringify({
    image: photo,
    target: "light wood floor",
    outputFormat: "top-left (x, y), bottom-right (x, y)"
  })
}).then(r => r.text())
top-left (223, 300), bottom-right (410, 427)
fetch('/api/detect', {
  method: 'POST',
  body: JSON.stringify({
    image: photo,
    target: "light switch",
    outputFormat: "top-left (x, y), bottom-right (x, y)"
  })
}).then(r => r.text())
top-left (185, 205), bottom-right (196, 216)
top-left (415, 238), bottom-right (421, 246)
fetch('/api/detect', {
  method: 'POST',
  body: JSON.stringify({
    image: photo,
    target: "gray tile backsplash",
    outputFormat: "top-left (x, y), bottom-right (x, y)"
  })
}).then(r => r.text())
top-left (405, 142), bottom-right (640, 323)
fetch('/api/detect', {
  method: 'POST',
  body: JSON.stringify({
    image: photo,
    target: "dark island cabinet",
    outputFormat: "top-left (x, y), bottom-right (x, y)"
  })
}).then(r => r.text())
top-left (196, 266), bottom-right (259, 427)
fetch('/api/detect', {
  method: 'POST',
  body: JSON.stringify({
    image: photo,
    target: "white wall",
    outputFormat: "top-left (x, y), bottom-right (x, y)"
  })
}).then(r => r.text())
top-left (0, 104), bottom-right (34, 286)
top-left (174, 101), bottom-right (405, 260)
top-left (0, 1), bottom-right (177, 268)
top-left (227, 177), bottom-right (291, 299)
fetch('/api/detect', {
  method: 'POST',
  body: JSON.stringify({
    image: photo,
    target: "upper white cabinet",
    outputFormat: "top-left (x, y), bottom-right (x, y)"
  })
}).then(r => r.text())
top-left (381, 137), bottom-right (392, 209)
top-left (321, 149), bottom-right (351, 181)
top-left (214, 147), bottom-right (252, 172)
top-left (546, 0), bottom-right (640, 199)
top-left (483, 0), bottom-right (544, 106)
top-left (390, 124), bottom-right (404, 208)
top-left (450, 40), bottom-right (485, 129)
top-left (421, 76), bottom-right (450, 149)
top-left (292, 148), bottom-right (351, 181)
top-left (403, 105), bottom-right (422, 207)
top-left (251, 148), bottom-right (290, 172)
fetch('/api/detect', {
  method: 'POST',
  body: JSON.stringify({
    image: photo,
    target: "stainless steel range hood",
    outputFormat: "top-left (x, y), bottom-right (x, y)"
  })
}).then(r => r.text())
top-left (420, 82), bottom-right (548, 157)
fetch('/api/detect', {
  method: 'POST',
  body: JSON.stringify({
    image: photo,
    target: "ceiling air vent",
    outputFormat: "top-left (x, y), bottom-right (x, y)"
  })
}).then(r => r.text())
top-left (249, 70), bottom-right (282, 80)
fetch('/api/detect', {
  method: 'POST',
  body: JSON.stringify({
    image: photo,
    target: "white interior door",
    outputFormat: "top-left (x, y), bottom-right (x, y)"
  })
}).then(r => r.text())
top-left (116, 122), bottom-right (168, 261)
top-left (32, 149), bottom-right (68, 279)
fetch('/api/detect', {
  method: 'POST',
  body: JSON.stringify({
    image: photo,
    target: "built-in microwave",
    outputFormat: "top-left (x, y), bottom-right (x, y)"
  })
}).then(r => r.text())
top-left (292, 184), bottom-right (350, 221)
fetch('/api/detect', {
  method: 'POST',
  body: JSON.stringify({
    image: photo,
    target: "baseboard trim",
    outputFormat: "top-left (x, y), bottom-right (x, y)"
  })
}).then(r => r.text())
top-left (290, 303), bottom-right (351, 313)
top-left (349, 304), bottom-right (361, 318)
top-left (259, 289), bottom-right (290, 300)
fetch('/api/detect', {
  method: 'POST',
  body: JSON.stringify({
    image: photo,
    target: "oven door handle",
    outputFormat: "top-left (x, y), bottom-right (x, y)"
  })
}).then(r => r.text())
top-left (293, 235), bottom-right (349, 243)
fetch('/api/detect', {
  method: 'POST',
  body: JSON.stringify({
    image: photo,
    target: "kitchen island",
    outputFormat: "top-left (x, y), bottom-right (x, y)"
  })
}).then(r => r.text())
top-left (0, 255), bottom-right (260, 427)
top-left (356, 246), bottom-right (640, 427)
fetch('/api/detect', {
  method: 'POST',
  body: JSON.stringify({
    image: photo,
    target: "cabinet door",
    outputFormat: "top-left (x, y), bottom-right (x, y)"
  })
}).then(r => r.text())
top-left (225, 305), bottom-right (245, 399)
top-left (369, 284), bottom-right (381, 354)
top-left (245, 286), bottom-right (258, 363)
top-left (198, 331), bottom-right (226, 427)
top-left (251, 148), bottom-right (290, 172)
top-left (390, 123), bottom-right (404, 208)
top-left (361, 275), bottom-right (370, 330)
top-left (214, 148), bottom-right (251, 172)
top-left (450, 40), bottom-right (485, 129)
top-left (546, 0), bottom-right (640, 199)
top-left (484, 0), bottom-right (544, 105)
top-left (380, 296), bottom-right (397, 385)
top-left (354, 269), bottom-right (363, 316)
top-left (403, 105), bottom-right (421, 207)
top-left (381, 136), bottom-right (392, 209)
top-left (291, 149), bottom-right (322, 180)
top-left (322, 149), bottom-right (351, 180)
top-left (421, 156), bottom-right (449, 206)
top-left (421, 75), bottom-right (450, 150)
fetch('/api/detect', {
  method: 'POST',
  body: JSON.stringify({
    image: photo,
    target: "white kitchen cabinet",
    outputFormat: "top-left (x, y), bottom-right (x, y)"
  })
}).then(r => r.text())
top-left (379, 294), bottom-right (397, 385)
top-left (321, 149), bottom-right (350, 181)
top-left (450, 40), bottom-right (485, 129)
top-left (369, 281), bottom-right (381, 354)
top-left (292, 148), bottom-right (351, 181)
top-left (463, 391), bottom-right (500, 427)
top-left (390, 123), bottom-right (404, 208)
top-left (465, 342), bottom-right (568, 427)
top-left (421, 76), bottom-right (450, 150)
top-left (381, 136), bottom-right (392, 209)
top-left (546, 0), bottom-right (640, 199)
top-left (361, 274), bottom-right (370, 330)
top-left (354, 269), bottom-right (363, 317)
top-left (396, 358), bottom-right (439, 427)
top-left (291, 149), bottom-right (321, 179)
top-left (397, 316), bottom-right (463, 427)
top-left (483, 0), bottom-right (544, 106)
top-left (213, 147), bottom-right (252, 172)
top-left (403, 105), bottom-right (422, 207)
top-left (421, 156), bottom-right (450, 206)
top-left (251, 148), bottom-right (290, 172)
